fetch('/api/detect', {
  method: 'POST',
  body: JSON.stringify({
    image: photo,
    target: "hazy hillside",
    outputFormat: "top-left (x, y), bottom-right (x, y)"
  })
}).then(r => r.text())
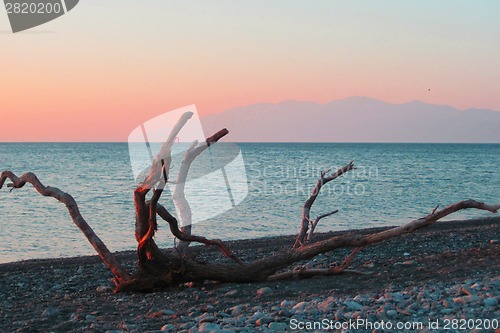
top-left (201, 97), bottom-right (500, 143)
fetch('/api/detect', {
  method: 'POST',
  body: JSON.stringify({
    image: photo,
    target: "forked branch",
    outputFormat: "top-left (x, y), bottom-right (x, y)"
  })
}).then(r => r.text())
top-left (307, 209), bottom-right (339, 243)
top-left (134, 112), bottom-right (193, 247)
top-left (294, 161), bottom-right (355, 248)
top-left (267, 246), bottom-right (363, 280)
top-left (290, 199), bottom-right (499, 265)
top-left (259, 199), bottom-right (499, 280)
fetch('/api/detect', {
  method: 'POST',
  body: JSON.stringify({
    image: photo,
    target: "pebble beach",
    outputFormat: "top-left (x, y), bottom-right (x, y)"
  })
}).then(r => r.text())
top-left (1, 217), bottom-right (499, 332)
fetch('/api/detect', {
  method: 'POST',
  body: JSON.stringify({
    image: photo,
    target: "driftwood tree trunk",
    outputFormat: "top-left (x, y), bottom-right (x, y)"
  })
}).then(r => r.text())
top-left (1, 114), bottom-right (499, 292)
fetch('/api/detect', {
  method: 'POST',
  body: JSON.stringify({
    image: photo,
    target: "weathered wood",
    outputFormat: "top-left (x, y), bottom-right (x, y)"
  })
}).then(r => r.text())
top-left (0, 171), bottom-right (130, 284)
top-left (174, 129), bottom-right (229, 252)
top-left (294, 161), bottom-right (354, 248)
top-left (156, 203), bottom-right (245, 266)
top-left (307, 209), bottom-right (339, 243)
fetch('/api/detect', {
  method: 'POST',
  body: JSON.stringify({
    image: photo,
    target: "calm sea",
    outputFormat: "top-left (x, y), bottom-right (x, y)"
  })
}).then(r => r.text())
top-left (1, 143), bottom-right (499, 263)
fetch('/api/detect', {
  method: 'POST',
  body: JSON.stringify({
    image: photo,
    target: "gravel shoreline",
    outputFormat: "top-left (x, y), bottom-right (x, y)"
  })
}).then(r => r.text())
top-left (1, 217), bottom-right (499, 332)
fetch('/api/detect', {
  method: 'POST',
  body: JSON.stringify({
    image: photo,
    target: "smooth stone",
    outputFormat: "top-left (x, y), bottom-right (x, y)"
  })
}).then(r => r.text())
top-left (280, 300), bottom-right (296, 307)
top-left (351, 311), bottom-right (362, 319)
top-left (386, 309), bottom-right (398, 318)
top-left (198, 322), bottom-right (221, 332)
top-left (199, 315), bottom-right (217, 323)
top-left (180, 323), bottom-right (195, 331)
top-left (441, 308), bottom-right (454, 314)
top-left (268, 321), bottom-right (288, 331)
top-left (484, 297), bottom-right (498, 306)
top-left (42, 307), bottom-right (59, 317)
top-left (345, 301), bottom-right (363, 311)
top-left (96, 286), bottom-right (112, 293)
top-left (470, 283), bottom-right (481, 290)
top-left (255, 316), bottom-right (273, 326)
top-left (461, 287), bottom-right (474, 295)
top-left (334, 310), bottom-right (344, 320)
top-left (256, 287), bottom-right (273, 296)
top-left (224, 290), bottom-right (238, 297)
top-left (201, 305), bottom-right (216, 312)
top-left (121, 323), bottom-right (137, 331)
top-left (292, 301), bottom-right (309, 310)
top-left (453, 295), bottom-right (481, 304)
top-left (367, 313), bottom-right (378, 322)
top-left (390, 292), bottom-right (405, 302)
top-left (278, 309), bottom-right (291, 317)
top-left (85, 314), bottom-right (97, 322)
top-left (318, 296), bottom-right (337, 310)
top-left (230, 305), bottom-right (244, 316)
top-left (466, 295), bottom-right (481, 303)
top-left (161, 324), bottom-right (176, 331)
top-left (250, 312), bottom-right (265, 320)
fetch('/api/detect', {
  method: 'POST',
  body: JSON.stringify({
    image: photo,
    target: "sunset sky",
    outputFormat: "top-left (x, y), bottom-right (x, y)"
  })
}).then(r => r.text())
top-left (1, 1), bottom-right (499, 141)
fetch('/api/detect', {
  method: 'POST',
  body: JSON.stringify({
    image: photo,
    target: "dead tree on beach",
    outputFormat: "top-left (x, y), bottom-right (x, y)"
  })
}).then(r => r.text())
top-left (1, 112), bottom-right (499, 292)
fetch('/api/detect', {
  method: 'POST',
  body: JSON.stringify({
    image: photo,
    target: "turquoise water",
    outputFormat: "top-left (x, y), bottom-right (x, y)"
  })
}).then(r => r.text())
top-left (0, 143), bottom-right (499, 263)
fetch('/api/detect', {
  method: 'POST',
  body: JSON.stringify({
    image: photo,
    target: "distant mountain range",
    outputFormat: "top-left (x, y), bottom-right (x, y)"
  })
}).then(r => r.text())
top-left (201, 97), bottom-right (500, 143)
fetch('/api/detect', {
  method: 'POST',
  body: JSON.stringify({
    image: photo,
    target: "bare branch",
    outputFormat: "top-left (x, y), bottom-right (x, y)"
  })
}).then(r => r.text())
top-left (172, 141), bottom-right (198, 253)
top-left (267, 246), bottom-right (363, 280)
top-left (294, 161), bottom-right (354, 248)
top-left (306, 209), bottom-right (339, 243)
top-left (294, 200), bottom-right (499, 261)
top-left (156, 203), bottom-right (245, 266)
top-left (139, 111), bottom-right (193, 191)
top-left (0, 171), bottom-right (130, 284)
top-left (173, 129), bottom-right (229, 252)
top-left (134, 112), bottom-right (194, 259)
